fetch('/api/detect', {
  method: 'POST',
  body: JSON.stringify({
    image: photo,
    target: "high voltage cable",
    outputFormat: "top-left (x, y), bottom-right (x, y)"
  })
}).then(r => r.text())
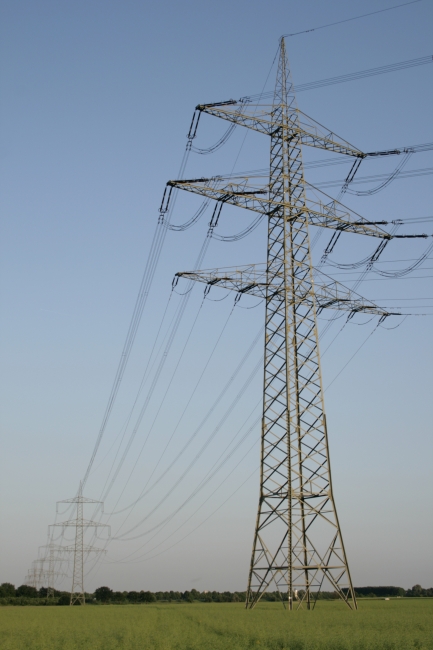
top-left (88, 62), bottom-right (275, 535)
top-left (87, 409), bottom-right (261, 573)
top-left (95, 234), bottom-right (213, 510)
top-left (325, 266), bottom-right (433, 277)
top-left (294, 56), bottom-right (432, 92)
top-left (94, 289), bottom-right (194, 508)
top-left (107, 299), bottom-right (239, 518)
top-left (108, 404), bottom-right (264, 561)
top-left (317, 166), bottom-right (433, 190)
top-left (87, 388), bottom-right (263, 569)
top-left (328, 151), bottom-right (415, 197)
top-left (81, 144), bottom-right (193, 488)
top-left (162, 198), bottom-right (210, 231)
top-left (86, 324), bottom-right (264, 559)
top-left (218, 165), bottom-right (432, 184)
top-left (88, 230), bottom-right (227, 554)
top-left (322, 255), bottom-right (433, 266)
top-left (79, 63), bottom-right (275, 566)
top-left (89, 187), bottom-right (219, 525)
top-left (110, 324), bottom-right (262, 515)
top-left (343, 275), bottom-right (433, 282)
top-left (112, 443), bottom-right (260, 565)
top-left (282, 1), bottom-right (423, 38)
top-left (103, 291), bottom-right (209, 517)
top-left (113, 406), bottom-right (262, 549)
top-left (114, 355), bottom-right (263, 541)
top-left (221, 143), bottom-right (433, 177)
top-left (324, 244), bottom-right (433, 271)
top-left (325, 325), bottom-right (382, 391)
top-left (90, 290), bottom-right (175, 480)
top-left (90, 61), bottom-right (275, 514)
top-left (242, 54), bottom-right (432, 101)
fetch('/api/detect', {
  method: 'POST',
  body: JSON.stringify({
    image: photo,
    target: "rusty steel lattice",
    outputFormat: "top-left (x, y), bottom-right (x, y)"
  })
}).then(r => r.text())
top-left (165, 39), bottom-right (400, 610)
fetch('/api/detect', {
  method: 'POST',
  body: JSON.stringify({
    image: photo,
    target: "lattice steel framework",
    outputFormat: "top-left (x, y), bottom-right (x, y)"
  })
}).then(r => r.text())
top-left (44, 545), bottom-right (68, 599)
top-left (53, 484), bottom-right (108, 605)
top-left (164, 39), bottom-right (398, 610)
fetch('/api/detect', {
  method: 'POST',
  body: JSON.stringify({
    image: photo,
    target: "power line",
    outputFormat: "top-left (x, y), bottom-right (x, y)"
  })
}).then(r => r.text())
top-left (282, 1), bottom-right (423, 38)
top-left (243, 55), bottom-right (432, 101)
top-left (106, 299), bottom-right (240, 518)
top-left (316, 166), bottom-right (433, 189)
top-left (81, 144), bottom-right (193, 488)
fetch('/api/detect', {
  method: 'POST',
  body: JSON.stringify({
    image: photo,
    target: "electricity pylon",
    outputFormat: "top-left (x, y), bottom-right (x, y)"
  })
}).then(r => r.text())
top-left (52, 484), bottom-right (108, 605)
top-left (25, 565), bottom-right (41, 590)
top-left (163, 38), bottom-right (403, 610)
top-left (31, 558), bottom-right (67, 597)
top-left (37, 544), bottom-right (70, 598)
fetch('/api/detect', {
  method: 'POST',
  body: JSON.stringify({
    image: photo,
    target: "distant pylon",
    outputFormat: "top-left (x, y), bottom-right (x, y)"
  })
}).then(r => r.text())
top-left (33, 559), bottom-right (67, 596)
top-left (36, 545), bottom-right (69, 598)
top-left (25, 564), bottom-right (41, 590)
top-left (165, 37), bottom-right (405, 609)
top-left (52, 483), bottom-right (109, 605)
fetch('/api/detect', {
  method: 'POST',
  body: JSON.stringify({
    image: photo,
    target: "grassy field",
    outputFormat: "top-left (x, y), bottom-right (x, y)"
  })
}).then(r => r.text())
top-left (0, 600), bottom-right (432, 650)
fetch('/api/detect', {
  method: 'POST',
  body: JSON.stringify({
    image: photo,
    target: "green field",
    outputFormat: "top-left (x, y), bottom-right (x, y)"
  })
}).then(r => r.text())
top-left (0, 600), bottom-right (432, 650)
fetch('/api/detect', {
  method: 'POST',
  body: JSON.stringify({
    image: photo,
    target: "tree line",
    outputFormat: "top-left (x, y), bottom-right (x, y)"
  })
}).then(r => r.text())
top-left (1, 582), bottom-right (432, 606)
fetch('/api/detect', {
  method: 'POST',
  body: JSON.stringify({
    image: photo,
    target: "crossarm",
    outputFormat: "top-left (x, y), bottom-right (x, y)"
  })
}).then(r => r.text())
top-left (51, 519), bottom-right (110, 528)
top-left (196, 103), bottom-right (365, 157)
top-left (167, 178), bottom-right (391, 239)
top-left (175, 264), bottom-right (397, 318)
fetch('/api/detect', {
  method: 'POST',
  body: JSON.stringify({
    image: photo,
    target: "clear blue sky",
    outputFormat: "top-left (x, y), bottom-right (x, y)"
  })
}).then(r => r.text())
top-left (1, 0), bottom-right (432, 593)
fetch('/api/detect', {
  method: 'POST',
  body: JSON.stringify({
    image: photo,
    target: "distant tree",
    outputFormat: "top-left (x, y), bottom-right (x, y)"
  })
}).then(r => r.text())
top-left (112, 591), bottom-right (126, 602)
top-left (406, 584), bottom-right (427, 597)
top-left (94, 586), bottom-right (113, 602)
top-left (16, 585), bottom-right (38, 598)
top-left (57, 595), bottom-right (70, 606)
top-left (355, 586), bottom-right (405, 598)
top-left (139, 591), bottom-right (156, 603)
top-left (127, 591), bottom-right (140, 603)
top-left (0, 583), bottom-right (15, 597)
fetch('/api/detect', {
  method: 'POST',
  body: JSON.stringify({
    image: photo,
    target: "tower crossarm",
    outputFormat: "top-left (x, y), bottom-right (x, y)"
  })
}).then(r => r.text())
top-left (58, 496), bottom-right (103, 504)
top-left (312, 269), bottom-right (397, 316)
top-left (176, 264), bottom-right (396, 318)
top-left (51, 518), bottom-right (110, 529)
top-left (61, 545), bottom-right (107, 554)
top-left (195, 102), bottom-right (365, 157)
top-left (167, 178), bottom-right (391, 239)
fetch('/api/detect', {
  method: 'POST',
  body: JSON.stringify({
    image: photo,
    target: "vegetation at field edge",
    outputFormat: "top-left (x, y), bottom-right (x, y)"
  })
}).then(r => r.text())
top-left (0, 599), bottom-right (432, 650)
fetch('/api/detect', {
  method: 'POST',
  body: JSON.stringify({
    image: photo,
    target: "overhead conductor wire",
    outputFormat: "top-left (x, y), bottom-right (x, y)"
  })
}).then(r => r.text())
top-left (81, 143), bottom-right (194, 488)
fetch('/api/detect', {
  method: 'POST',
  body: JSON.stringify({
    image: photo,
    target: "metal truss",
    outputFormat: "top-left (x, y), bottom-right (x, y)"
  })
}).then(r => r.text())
top-left (165, 176), bottom-right (390, 239)
top-left (193, 100), bottom-right (365, 158)
top-left (176, 264), bottom-right (398, 318)
top-left (53, 484), bottom-right (108, 605)
top-left (34, 553), bottom-right (67, 598)
top-left (166, 39), bottom-right (401, 610)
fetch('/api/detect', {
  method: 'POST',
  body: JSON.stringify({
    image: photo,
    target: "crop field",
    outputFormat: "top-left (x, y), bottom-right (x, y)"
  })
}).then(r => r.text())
top-left (0, 600), bottom-right (432, 650)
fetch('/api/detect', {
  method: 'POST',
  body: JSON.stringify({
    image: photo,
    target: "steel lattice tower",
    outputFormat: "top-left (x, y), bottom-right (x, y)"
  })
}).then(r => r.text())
top-left (53, 484), bottom-right (108, 605)
top-left (163, 38), bottom-right (399, 609)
